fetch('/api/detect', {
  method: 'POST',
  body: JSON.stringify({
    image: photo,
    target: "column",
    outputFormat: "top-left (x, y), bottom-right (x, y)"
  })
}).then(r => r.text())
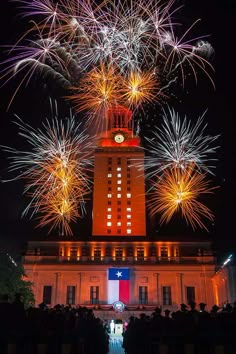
top-left (154, 273), bottom-right (160, 304)
top-left (77, 272), bottom-right (82, 304)
top-left (33, 272), bottom-right (39, 304)
top-left (200, 272), bottom-right (207, 304)
top-left (54, 272), bottom-right (61, 305)
top-left (177, 273), bottom-right (184, 304)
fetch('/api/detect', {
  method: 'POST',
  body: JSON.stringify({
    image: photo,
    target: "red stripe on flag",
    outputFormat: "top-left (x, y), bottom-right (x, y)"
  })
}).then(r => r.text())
top-left (119, 280), bottom-right (129, 304)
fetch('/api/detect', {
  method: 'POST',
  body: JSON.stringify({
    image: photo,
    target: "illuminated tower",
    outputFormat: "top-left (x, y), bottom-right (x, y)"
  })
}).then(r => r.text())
top-left (92, 106), bottom-right (146, 236)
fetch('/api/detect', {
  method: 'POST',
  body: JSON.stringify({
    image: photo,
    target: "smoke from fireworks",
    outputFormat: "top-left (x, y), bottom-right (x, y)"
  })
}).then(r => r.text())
top-left (2, 109), bottom-right (93, 236)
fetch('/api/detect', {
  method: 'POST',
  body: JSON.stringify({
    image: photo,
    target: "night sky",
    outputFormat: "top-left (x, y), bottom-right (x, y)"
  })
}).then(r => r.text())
top-left (0, 0), bottom-right (235, 261)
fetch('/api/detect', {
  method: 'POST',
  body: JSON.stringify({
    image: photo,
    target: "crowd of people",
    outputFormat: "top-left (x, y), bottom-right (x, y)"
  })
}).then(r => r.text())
top-left (0, 294), bottom-right (109, 354)
top-left (122, 302), bottom-right (236, 354)
top-left (1, 294), bottom-right (236, 354)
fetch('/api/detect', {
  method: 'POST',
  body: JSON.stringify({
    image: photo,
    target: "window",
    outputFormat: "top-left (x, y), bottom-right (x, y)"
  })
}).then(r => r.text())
top-left (108, 158), bottom-right (112, 164)
top-left (108, 187), bottom-right (112, 191)
top-left (127, 174), bottom-right (130, 178)
top-left (139, 286), bottom-right (148, 304)
top-left (107, 173), bottom-right (112, 178)
top-left (43, 286), bottom-right (52, 305)
top-left (160, 246), bottom-right (168, 258)
top-left (162, 286), bottom-right (172, 305)
top-left (107, 229), bottom-right (111, 234)
top-left (107, 221), bottom-right (112, 226)
top-left (127, 193), bottom-right (131, 198)
top-left (127, 229), bottom-right (131, 234)
top-left (117, 221), bottom-right (121, 226)
top-left (81, 247), bottom-right (88, 256)
top-left (128, 247), bottom-right (133, 256)
top-left (127, 180), bottom-right (131, 184)
top-left (108, 167), bottom-right (112, 172)
top-left (108, 180), bottom-right (112, 184)
top-left (117, 208), bottom-right (121, 212)
top-left (127, 207), bottom-right (131, 212)
top-left (186, 287), bottom-right (195, 305)
top-left (175, 248), bottom-right (180, 257)
top-left (94, 248), bottom-right (101, 260)
top-left (117, 167), bottom-right (121, 171)
top-left (115, 248), bottom-right (123, 260)
top-left (117, 194), bottom-right (121, 198)
top-left (107, 215), bottom-right (112, 219)
top-left (127, 214), bottom-right (131, 219)
top-left (127, 200), bottom-right (131, 205)
top-left (117, 180), bottom-right (122, 184)
top-left (105, 247), bottom-right (111, 256)
top-left (108, 201), bottom-right (111, 206)
top-left (107, 208), bottom-right (112, 212)
top-left (108, 194), bottom-right (112, 198)
top-left (117, 173), bottom-right (122, 178)
top-left (70, 247), bottom-right (77, 258)
top-left (66, 286), bottom-right (76, 305)
top-left (137, 248), bottom-right (144, 260)
top-left (117, 201), bottom-right (121, 205)
top-left (90, 286), bottom-right (99, 304)
top-left (150, 247), bottom-right (157, 257)
top-left (117, 187), bottom-right (121, 191)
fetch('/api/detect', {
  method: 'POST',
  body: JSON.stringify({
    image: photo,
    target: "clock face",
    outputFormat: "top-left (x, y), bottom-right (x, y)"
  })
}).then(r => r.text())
top-left (114, 133), bottom-right (125, 143)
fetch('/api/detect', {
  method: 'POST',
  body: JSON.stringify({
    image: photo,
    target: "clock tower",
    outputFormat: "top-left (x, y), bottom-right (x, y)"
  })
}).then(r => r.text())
top-left (92, 106), bottom-right (146, 236)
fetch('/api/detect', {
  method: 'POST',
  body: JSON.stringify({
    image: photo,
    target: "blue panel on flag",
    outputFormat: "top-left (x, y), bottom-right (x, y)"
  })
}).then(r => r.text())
top-left (108, 268), bottom-right (130, 280)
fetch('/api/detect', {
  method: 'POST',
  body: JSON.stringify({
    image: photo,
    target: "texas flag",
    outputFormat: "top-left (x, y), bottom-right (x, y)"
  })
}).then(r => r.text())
top-left (108, 268), bottom-right (130, 304)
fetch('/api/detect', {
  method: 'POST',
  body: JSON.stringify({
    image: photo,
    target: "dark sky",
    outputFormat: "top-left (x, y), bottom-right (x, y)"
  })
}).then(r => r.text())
top-left (0, 0), bottom-right (235, 260)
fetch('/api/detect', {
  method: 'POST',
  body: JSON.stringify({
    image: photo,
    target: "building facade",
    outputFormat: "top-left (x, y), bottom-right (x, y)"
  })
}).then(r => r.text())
top-left (24, 239), bottom-right (216, 319)
top-left (23, 106), bottom-right (218, 319)
top-left (212, 255), bottom-right (236, 306)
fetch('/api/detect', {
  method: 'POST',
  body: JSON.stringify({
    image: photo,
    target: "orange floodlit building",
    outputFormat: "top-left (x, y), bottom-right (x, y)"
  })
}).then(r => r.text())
top-left (23, 107), bottom-right (218, 320)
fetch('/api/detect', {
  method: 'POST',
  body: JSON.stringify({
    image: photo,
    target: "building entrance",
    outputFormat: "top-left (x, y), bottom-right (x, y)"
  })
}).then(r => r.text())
top-left (109, 319), bottom-right (123, 335)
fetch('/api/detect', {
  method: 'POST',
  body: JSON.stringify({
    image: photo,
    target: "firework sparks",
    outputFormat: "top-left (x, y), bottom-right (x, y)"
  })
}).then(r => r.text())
top-left (145, 107), bottom-right (220, 177)
top-left (2, 110), bottom-right (93, 236)
top-left (67, 63), bottom-right (124, 131)
top-left (149, 166), bottom-right (216, 231)
top-left (1, 0), bottom-right (214, 110)
top-left (122, 70), bottom-right (159, 107)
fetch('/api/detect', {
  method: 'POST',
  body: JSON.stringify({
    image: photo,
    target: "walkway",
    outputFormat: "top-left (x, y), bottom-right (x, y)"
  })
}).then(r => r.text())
top-left (109, 333), bottom-right (125, 354)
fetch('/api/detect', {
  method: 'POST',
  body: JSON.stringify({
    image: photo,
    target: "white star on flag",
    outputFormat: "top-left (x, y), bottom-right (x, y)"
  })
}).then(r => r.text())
top-left (116, 271), bottom-right (122, 278)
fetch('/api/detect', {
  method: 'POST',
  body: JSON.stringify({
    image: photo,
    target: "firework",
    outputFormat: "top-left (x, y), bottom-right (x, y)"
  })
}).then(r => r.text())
top-left (122, 70), bottom-right (159, 107)
top-left (67, 63), bottom-right (123, 122)
top-left (2, 109), bottom-right (93, 236)
top-left (149, 166), bottom-right (215, 231)
top-left (145, 107), bottom-right (220, 177)
top-left (1, 0), bottom-right (214, 110)
top-left (67, 66), bottom-right (160, 123)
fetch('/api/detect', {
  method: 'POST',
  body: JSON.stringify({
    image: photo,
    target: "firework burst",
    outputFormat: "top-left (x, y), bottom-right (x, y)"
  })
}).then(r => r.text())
top-left (0, 0), bottom-right (214, 111)
top-left (67, 63), bottom-right (124, 131)
top-left (2, 110), bottom-right (93, 236)
top-left (145, 107), bottom-right (220, 177)
top-left (149, 166), bottom-right (216, 231)
top-left (122, 70), bottom-right (159, 107)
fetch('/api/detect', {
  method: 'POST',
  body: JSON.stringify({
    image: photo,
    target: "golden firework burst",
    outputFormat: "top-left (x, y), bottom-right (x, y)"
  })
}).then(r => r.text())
top-left (149, 166), bottom-right (216, 230)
